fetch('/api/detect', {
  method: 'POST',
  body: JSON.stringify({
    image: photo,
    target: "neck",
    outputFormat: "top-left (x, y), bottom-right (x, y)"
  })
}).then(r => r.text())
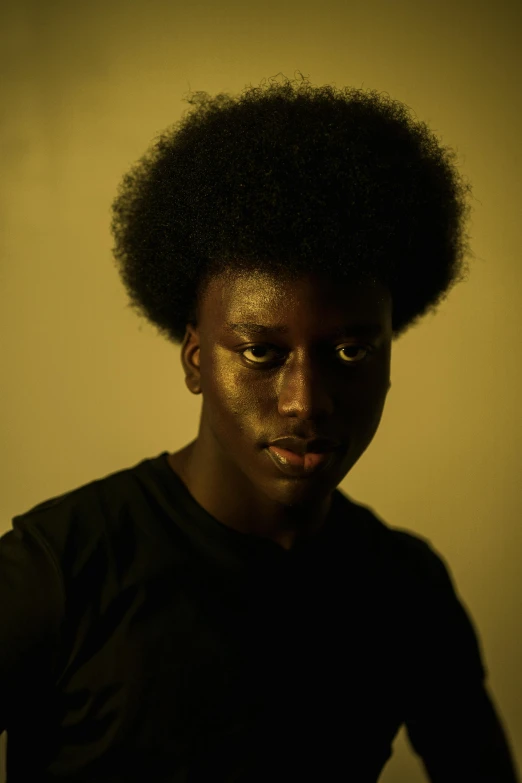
top-left (168, 439), bottom-right (333, 550)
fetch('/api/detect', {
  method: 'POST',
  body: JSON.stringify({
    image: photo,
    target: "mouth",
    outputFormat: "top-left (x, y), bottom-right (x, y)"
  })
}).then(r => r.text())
top-left (265, 445), bottom-right (339, 477)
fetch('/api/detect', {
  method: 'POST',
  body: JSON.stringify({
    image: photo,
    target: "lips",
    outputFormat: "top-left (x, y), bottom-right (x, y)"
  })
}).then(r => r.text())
top-left (267, 436), bottom-right (340, 456)
top-left (265, 438), bottom-right (341, 477)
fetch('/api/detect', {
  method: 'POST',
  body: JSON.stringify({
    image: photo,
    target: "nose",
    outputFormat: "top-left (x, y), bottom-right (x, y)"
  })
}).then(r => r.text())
top-left (276, 355), bottom-right (334, 419)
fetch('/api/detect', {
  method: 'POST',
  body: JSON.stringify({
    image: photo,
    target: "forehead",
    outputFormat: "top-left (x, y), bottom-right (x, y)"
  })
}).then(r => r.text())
top-left (200, 269), bottom-right (391, 327)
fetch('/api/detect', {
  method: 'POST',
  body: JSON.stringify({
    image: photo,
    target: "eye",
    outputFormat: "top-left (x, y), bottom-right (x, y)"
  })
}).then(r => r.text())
top-left (239, 344), bottom-right (373, 366)
top-left (240, 345), bottom-right (280, 364)
top-left (337, 345), bottom-right (373, 364)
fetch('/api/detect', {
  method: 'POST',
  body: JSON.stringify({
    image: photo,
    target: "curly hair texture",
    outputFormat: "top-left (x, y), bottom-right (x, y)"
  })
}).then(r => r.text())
top-left (111, 72), bottom-right (476, 344)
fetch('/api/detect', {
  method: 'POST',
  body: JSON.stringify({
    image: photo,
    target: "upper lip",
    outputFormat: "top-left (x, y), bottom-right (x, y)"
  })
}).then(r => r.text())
top-left (268, 436), bottom-right (340, 456)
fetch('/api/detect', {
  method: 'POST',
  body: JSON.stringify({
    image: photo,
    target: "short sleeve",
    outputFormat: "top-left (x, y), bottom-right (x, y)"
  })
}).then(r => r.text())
top-left (0, 521), bottom-right (64, 733)
top-left (399, 536), bottom-right (519, 781)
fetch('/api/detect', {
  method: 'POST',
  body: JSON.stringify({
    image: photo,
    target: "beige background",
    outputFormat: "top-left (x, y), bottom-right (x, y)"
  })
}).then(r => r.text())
top-left (1, 0), bottom-right (521, 780)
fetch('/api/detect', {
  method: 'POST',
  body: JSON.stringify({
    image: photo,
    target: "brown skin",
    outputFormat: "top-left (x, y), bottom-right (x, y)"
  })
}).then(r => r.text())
top-left (168, 269), bottom-right (393, 550)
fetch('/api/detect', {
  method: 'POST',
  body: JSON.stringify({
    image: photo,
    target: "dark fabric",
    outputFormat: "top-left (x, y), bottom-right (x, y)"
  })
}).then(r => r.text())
top-left (0, 451), bottom-right (513, 781)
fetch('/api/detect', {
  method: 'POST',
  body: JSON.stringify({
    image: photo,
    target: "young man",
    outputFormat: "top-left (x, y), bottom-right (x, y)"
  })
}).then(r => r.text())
top-left (1, 74), bottom-right (519, 781)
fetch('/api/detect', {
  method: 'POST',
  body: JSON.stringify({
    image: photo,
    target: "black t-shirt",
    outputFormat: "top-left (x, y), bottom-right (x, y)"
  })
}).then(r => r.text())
top-left (0, 451), bottom-right (510, 781)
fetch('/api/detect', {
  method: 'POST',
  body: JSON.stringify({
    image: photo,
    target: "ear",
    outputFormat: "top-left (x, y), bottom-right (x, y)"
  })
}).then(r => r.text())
top-left (180, 325), bottom-right (202, 395)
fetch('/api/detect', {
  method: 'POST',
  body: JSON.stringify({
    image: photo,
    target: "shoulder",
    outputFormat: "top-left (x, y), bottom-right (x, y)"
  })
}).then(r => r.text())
top-left (8, 456), bottom-right (161, 582)
top-left (335, 488), bottom-right (452, 589)
top-left (338, 492), bottom-right (488, 680)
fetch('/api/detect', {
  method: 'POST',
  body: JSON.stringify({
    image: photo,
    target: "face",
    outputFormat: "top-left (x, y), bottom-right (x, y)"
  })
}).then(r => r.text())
top-left (180, 269), bottom-right (392, 507)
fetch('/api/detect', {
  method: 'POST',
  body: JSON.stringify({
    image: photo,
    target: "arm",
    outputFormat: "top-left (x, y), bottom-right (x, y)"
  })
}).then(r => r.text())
top-left (0, 522), bottom-right (64, 733)
top-left (406, 677), bottom-right (519, 782)
top-left (400, 540), bottom-right (519, 781)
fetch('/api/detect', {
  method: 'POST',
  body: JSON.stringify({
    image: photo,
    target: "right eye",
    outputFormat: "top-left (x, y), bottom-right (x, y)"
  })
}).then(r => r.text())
top-left (240, 345), bottom-right (279, 365)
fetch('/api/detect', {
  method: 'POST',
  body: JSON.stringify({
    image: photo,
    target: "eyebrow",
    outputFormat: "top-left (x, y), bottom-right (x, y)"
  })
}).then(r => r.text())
top-left (224, 322), bottom-right (383, 337)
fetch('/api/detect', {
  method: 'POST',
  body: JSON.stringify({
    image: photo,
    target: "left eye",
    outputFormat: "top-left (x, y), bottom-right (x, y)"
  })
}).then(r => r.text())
top-left (239, 344), bottom-right (372, 365)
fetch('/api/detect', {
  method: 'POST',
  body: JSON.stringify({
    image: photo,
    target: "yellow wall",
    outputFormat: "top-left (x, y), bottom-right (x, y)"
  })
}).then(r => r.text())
top-left (1, 0), bottom-right (521, 780)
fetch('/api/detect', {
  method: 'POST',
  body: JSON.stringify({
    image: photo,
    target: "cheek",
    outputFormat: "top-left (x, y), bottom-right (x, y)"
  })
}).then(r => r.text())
top-left (202, 358), bottom-right (260, 420)
top-left (341, 382), bottom-right (389, 427)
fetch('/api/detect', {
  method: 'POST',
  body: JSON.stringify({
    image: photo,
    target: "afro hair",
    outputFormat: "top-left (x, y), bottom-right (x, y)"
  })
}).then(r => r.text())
top-left (110, 71), bottom-right (477, 344)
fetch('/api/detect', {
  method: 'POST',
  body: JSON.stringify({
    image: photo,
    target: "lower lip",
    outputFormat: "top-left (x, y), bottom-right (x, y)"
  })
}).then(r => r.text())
top-left (266, 446), bottom-right (336, 477)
